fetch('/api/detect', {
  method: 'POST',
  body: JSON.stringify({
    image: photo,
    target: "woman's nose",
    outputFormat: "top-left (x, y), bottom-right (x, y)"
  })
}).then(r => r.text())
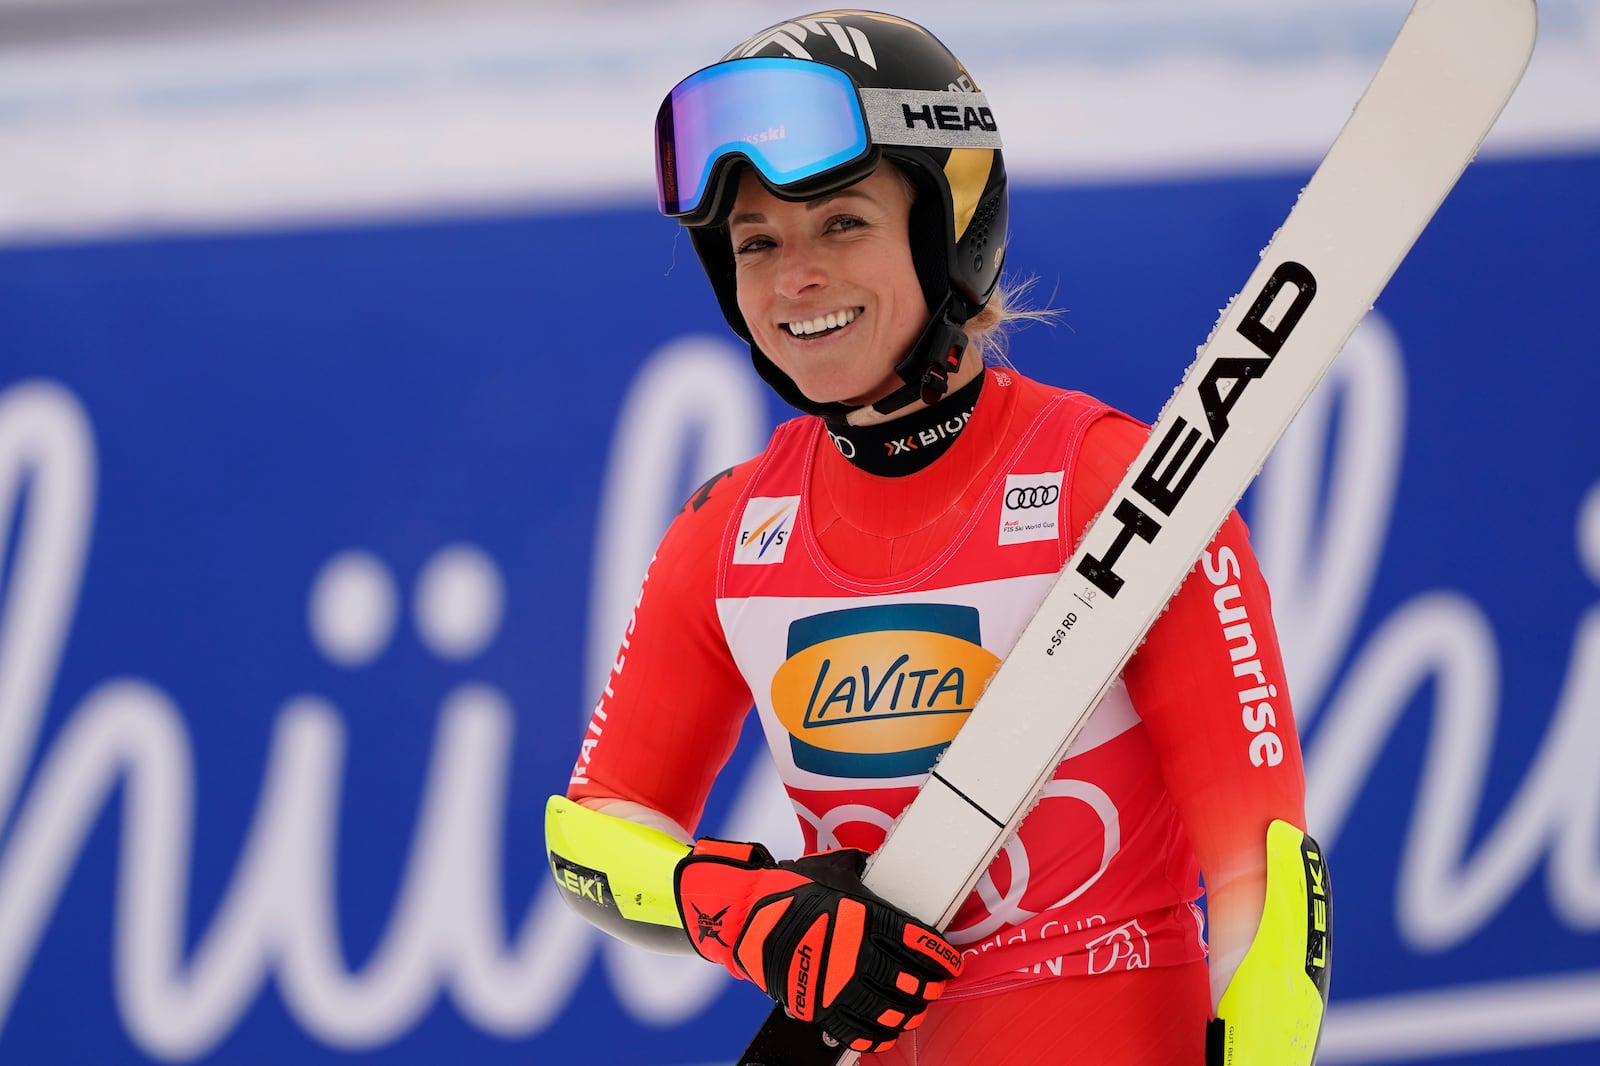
top-left (774, 243), bottom-right (828, 299)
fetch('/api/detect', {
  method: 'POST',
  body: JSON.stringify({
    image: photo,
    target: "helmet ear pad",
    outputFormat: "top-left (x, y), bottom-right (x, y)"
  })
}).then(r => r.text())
top-left (889, 157), bottom-right (958, 324)
top-left (883, 147), bottom-right (1009, 323)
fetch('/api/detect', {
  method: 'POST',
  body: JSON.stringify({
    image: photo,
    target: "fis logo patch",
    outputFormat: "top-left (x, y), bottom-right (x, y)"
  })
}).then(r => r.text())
top-left (734, 495), bottom-right (800, 565)
top-left (999, 471), bottom-right (1064, 545)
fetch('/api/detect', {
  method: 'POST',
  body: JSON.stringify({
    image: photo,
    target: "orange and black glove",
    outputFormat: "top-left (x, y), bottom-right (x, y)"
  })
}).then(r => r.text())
top-left (674, 838), bottom-right (963, 1054)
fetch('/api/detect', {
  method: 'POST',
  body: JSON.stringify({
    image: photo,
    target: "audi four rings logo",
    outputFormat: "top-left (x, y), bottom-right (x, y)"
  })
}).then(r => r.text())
top-left (1006, 484), bottom-right (1060, 509)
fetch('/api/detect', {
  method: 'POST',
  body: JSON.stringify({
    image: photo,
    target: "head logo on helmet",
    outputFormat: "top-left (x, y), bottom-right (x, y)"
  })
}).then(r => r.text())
top-left (655, 10), bottom-right (1010, 419)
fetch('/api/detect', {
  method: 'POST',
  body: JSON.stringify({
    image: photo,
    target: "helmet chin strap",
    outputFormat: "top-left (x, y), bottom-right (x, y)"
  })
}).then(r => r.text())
top-left (851, 290), bottom-right (971, 424)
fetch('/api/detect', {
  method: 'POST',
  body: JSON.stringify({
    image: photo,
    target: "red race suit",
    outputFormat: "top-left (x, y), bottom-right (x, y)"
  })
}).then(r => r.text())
top-left (568, 367), bottom-right (1307, 1006)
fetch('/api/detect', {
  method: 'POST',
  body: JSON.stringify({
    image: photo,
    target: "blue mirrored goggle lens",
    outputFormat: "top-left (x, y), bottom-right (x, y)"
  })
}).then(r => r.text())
top-left (657, 58), bottom-right (872, 220)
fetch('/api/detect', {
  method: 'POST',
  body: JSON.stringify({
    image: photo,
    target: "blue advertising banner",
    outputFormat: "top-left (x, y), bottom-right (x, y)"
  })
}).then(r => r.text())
top-left (1, 150), bottom-right (1596, 1065)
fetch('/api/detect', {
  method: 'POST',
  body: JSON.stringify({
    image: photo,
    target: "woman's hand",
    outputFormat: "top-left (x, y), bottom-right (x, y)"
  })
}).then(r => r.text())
top-left (675, 839), bottom-right (963, 1053)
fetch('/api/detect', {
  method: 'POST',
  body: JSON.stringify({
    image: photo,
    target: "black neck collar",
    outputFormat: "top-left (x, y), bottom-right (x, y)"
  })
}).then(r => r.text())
top-left (822, 371), bottom-right (984, 477)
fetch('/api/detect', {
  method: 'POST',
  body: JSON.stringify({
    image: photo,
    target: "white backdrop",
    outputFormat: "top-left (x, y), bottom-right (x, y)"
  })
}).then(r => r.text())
top-left (1, 0), bottom-right (1598, 242)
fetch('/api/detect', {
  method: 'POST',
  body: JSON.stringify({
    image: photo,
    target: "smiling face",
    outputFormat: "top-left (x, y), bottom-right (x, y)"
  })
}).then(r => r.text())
top-left (728, 164), bottom-right (929, 409)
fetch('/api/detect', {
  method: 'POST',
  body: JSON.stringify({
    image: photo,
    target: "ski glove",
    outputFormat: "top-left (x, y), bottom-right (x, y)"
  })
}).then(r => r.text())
top-left (674, 838), bottom-right (963, 1053)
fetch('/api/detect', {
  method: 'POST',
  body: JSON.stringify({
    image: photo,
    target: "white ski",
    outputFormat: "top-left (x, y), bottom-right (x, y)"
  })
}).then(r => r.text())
top-left (738, 2), bottom-right (1536, 1063)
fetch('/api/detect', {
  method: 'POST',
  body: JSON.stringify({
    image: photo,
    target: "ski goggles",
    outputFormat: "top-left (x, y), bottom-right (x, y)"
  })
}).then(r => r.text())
top-left (655, 57), bottom-right (1002, 225)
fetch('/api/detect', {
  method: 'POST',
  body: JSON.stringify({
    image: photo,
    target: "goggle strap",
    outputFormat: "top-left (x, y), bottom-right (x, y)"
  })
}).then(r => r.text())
top-left (859, 88), bottom-right (1004, 150)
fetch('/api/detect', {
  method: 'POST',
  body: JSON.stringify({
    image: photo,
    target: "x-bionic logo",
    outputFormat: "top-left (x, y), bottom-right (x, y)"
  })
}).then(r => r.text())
top-left (729, 17), bottom-right (879, 69)
top-left (1006, 484), bottom-right (1060, 509)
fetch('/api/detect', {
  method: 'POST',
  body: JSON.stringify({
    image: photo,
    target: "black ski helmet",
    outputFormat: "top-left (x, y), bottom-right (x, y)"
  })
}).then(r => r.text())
top-left (654, 10), bottom-right (1009, 417)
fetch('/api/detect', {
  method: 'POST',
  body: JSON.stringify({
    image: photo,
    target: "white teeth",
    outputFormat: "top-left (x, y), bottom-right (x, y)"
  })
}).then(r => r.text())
top-left (786, 308), bottom-right (859, 336)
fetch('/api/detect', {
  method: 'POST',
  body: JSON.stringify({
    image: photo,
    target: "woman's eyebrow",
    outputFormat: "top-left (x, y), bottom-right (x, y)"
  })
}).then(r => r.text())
top-left (729, 189), bottom-right (873, 227)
